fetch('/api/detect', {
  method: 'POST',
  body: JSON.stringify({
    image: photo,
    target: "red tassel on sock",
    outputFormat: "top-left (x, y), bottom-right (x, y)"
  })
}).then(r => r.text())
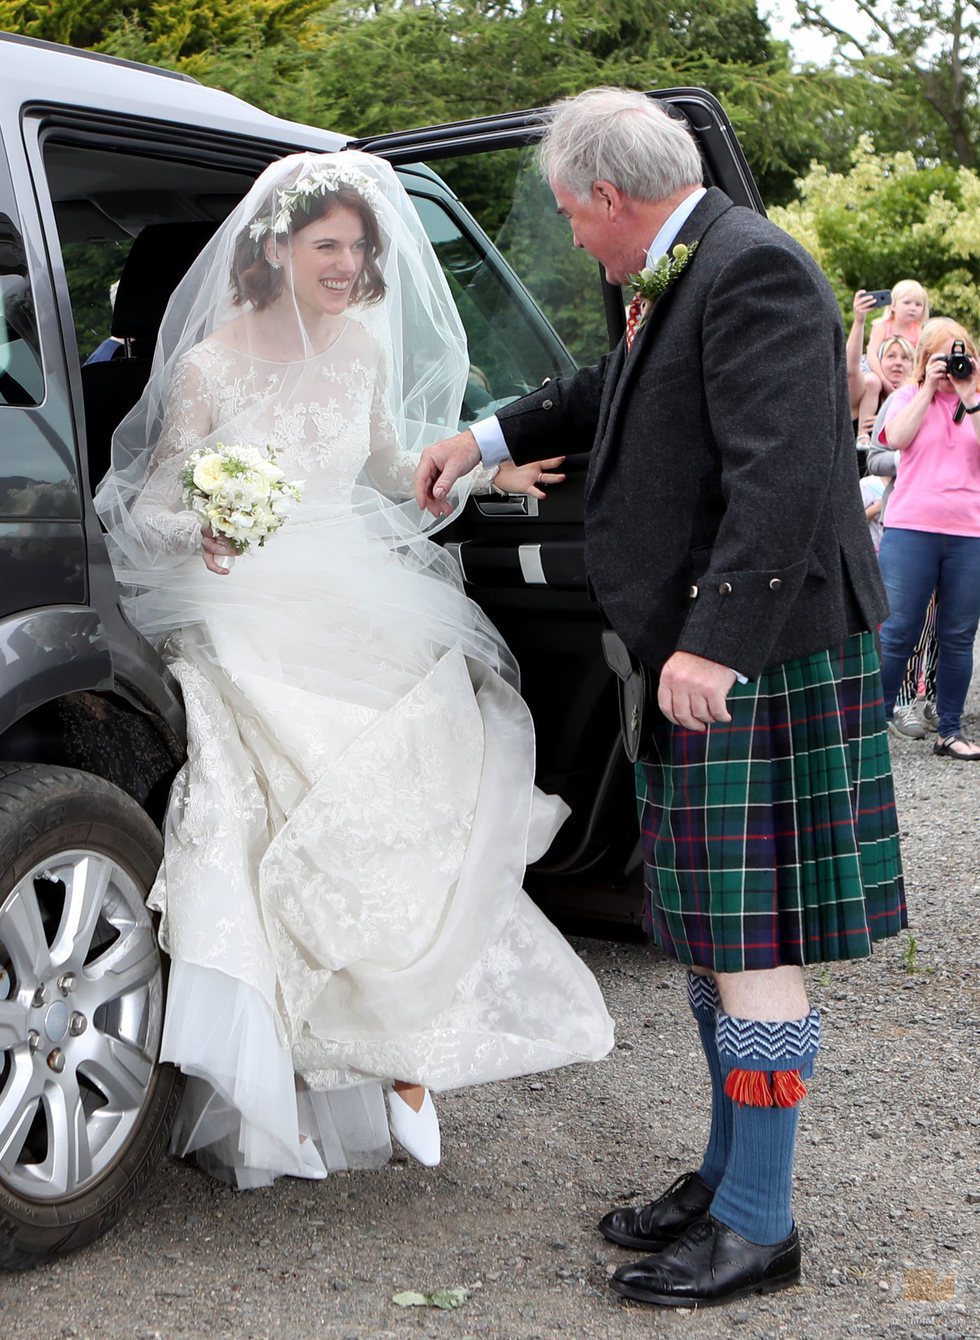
top-left (724, 1068), bottom-right (808, 1108)
top-left (771, 1069), bottom-right (808, 1107)
top-left (724, 1068), bottom-right (774, 1107)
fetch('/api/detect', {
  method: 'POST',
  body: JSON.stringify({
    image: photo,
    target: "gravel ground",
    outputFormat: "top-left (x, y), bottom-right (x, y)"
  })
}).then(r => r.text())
top-left (2, 679), bottom-right (977, 1340)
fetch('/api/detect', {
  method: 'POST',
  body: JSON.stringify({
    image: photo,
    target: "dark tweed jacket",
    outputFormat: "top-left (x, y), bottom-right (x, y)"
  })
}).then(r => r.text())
top-left (497, 188), bottom-right (887, 680)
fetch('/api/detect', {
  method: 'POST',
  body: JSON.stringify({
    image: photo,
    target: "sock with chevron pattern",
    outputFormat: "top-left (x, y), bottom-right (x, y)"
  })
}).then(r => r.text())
top-left (708, 1009), bottom-right (821, 1245)
top-left (686, 972), bottom-right (730, 1191)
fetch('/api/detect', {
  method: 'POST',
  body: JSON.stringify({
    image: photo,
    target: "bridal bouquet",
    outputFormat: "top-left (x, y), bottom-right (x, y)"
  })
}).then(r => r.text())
top-left (181, 444), bottom-right (303, 552)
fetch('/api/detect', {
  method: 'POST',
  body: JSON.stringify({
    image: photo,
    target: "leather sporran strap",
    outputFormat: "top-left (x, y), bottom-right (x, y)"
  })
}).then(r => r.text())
top-left (600, 627), bottom-right (654, 763)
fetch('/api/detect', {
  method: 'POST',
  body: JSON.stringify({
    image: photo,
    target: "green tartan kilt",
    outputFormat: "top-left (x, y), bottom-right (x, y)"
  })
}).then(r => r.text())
top-left (636, 631), bottom-right (907, 972)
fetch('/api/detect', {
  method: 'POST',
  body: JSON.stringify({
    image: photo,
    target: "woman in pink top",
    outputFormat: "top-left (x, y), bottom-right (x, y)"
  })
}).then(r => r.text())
top-left (876, 318), bottom-right (980, 759)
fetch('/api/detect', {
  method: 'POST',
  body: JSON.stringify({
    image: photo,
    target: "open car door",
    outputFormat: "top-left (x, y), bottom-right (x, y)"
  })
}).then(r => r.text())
top-left (347, 91), bottom-right (764, 931)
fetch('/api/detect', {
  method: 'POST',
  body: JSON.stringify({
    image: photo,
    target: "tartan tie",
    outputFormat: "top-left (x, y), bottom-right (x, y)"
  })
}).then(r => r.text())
top-left (625, 293), bottom-right (644, 350)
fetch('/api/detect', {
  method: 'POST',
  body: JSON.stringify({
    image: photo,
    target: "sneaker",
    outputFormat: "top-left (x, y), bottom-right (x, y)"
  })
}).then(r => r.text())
top-left (921, 700), bottom-right (939, 732)
top-left (887, 704), bottom-right (926, 740)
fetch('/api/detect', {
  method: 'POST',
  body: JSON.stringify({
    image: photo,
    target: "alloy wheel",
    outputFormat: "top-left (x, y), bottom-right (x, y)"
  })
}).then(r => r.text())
top-left (0, 850), bottom-right (163, 1201)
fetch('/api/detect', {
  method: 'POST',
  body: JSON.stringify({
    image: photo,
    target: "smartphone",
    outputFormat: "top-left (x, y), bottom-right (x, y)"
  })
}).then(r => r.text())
top-left (867, 289), bottom-right (892, 308)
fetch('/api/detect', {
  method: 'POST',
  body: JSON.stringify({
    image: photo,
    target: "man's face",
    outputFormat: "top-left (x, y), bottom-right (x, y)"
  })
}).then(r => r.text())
top-left (552, 179), bottom-right (643, 287)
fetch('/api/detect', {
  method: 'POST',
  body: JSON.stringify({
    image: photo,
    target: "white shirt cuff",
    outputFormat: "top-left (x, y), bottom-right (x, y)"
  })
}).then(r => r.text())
top-left (470, 415), bottom-right (510, 467)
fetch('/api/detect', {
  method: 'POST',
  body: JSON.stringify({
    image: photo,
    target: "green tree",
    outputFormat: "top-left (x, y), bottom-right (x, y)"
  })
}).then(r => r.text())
top-left (0, 0), bottom-right (320, 49)
top-left (5, 0), bottom-right (886, 207)
top-left (290, 0), bottom-right (873, 203)
top-left (793, 0), bottom-right (979, 168)
top-left (769, 136), bottom-right (980, 329)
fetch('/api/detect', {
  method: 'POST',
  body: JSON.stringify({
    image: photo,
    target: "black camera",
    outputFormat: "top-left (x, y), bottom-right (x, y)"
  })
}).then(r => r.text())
top-left (943, 340), bottom-right (975, 380)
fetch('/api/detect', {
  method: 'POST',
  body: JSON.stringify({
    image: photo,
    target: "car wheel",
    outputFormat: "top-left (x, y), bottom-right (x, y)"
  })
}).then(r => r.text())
top-left (0, 763), bottom-right (181, 1270)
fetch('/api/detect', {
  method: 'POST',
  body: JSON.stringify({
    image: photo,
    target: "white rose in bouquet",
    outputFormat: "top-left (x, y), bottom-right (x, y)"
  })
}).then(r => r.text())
top-left (181, 443), bottom-right (304, 557)
top-left (191, 452), bottom-right (228, 493)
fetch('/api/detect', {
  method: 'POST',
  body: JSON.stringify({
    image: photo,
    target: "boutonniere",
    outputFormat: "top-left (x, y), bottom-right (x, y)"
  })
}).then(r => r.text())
top-left (629, 241), bottom-right (698, 305)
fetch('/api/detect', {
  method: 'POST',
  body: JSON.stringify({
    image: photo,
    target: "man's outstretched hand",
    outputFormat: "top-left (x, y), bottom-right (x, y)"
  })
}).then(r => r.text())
top-left (415, 431), bottom-right (482, 517)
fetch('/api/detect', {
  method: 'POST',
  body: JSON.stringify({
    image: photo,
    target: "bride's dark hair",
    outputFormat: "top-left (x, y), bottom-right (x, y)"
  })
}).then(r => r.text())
top-left (232, 183), bottom-right (387, 310)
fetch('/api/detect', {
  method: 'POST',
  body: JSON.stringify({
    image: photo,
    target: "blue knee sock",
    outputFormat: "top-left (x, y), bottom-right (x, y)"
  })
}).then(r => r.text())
top-left (686, 972), bottom-right (730, 1190)
top-left (709, 1010), bottom-right (821, 1245)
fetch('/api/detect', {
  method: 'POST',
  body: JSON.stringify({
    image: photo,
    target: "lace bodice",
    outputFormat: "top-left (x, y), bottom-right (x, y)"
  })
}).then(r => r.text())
top-left (136, 319), bottom-right (495, 554)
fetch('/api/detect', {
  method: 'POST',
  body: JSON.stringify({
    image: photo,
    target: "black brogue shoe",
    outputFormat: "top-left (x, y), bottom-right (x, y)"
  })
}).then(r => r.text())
top-left (610, 1214), bottom-right (801, 1308)
top-left (598, 1170), bottom-right (715, 1251)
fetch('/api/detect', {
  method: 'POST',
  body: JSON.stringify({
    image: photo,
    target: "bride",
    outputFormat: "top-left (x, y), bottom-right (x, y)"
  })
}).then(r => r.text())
top-left (95, 151), bottom-right (614, 1189)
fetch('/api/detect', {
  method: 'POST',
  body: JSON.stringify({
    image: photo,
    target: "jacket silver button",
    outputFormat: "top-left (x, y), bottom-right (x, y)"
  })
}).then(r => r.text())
top-left (769, 577), bottom-right (783, 591)
top-left (541, 399), bottom-right (554, 409)
top-left (718, 581), bottom-right (733, 595)
top-left (689, 584), bottom-right (699, 599)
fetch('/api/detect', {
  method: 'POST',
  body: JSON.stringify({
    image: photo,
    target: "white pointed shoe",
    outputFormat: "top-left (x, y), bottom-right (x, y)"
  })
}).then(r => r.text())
top-left (293, 1137), bottom-right (328, 1180)
top-left (386, 1088), bottom-right (441, 1167)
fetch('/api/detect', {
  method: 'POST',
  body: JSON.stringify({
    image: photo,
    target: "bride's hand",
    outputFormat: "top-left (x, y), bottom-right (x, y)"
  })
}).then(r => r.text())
top-left (493, 456), bottom-right (566, 499)
top-left (201, 525), bottom-right (238, 575)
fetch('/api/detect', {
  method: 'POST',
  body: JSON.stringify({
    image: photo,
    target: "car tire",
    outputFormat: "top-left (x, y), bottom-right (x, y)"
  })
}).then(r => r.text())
top-left (0, 762), bottom-right (181, 1270)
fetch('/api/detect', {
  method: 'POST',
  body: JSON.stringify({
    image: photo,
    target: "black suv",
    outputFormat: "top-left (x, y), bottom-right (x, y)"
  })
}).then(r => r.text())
top-left (0, 29), bottom-right (763, 1267)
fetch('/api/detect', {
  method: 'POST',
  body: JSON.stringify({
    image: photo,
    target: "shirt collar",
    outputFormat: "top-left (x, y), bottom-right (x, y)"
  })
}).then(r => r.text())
top-left (646, 187), bottom-right (707, 267)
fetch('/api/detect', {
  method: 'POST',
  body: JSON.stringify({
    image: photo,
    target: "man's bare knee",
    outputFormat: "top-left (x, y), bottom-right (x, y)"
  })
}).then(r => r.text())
top-left (713, 965), bottom-right (809, 1021)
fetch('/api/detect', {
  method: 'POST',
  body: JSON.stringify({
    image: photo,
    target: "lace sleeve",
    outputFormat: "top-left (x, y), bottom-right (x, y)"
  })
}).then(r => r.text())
top-left (468, 462), bottom-right (501, 494)
top-left (361, 366), bottom-right (407, 495)
top-left (362, 361), bottom-right (498, 498)
top-left (133, 356), bottom-right (212, 555)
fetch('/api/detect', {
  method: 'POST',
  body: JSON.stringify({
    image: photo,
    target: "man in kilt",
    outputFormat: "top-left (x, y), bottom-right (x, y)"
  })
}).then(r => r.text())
top-left (416, 87), bottom-right (906, 1308)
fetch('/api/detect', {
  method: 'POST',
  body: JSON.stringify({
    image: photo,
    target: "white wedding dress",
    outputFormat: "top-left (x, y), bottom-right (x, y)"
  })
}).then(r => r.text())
top-left (141, 318), bottom-right (614, 1187)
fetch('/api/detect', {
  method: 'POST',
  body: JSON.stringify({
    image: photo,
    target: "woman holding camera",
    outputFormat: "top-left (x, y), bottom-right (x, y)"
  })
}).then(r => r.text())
top-left (875, 318), bottom-right (980, 760)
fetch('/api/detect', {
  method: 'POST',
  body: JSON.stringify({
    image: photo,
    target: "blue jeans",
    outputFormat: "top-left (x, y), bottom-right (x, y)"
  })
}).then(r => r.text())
top-left (878, 528), bottom-right (980, 737)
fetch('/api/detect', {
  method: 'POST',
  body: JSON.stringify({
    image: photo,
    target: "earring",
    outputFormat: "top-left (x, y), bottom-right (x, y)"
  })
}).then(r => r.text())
top-left (269, 260), bottom-right (281, 270)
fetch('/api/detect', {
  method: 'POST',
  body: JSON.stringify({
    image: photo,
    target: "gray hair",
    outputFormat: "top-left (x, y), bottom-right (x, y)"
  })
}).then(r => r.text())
top-left (538, 87), bottom-right (703, 204)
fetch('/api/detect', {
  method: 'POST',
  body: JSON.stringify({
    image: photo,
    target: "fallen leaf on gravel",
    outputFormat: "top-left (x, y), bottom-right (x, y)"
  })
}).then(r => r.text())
top-left (903, 1269), bottom-right (955, 1301)
top-left (391, 1292), bottom-right (428, 1307)
top-left (392, 1287), bottom-right (469, 1310)
top-left (429, 1288), bottom-right (469, 1309)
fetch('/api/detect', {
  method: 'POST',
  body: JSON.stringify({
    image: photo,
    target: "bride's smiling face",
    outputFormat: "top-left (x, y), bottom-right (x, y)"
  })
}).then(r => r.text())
top-left (281, 205), bottom-right (368, 319)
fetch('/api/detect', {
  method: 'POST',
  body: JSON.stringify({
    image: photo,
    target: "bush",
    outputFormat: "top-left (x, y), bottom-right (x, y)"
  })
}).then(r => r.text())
top-left (770, 136), bottom-right (980, 332)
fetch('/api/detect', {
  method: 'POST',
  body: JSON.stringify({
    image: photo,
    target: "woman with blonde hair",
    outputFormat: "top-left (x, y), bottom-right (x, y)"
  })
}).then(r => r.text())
top-left (875, 317), bottom-right (980, 760)
top-left (865, 334), bottom-right (934, 738)
top-left (850, 284), bottom-right (926, 439)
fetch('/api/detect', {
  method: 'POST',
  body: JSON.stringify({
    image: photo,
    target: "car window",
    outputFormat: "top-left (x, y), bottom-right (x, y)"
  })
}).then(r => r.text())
top-left (61, 239), bottom-right (134, 364)
top-left (408, 146), bottom-right (610, 402)
top-left (0, 171), bottom-right (44, 406)
top-left (411, 193), bottom-right (565, 421)
top-left (0, 134), bottom-right (84, 532)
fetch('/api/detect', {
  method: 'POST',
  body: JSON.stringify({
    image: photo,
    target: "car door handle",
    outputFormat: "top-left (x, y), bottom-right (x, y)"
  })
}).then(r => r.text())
top-left (474, 495), bottom-right (539, 518)
top-left (518, 543), bottom-right (546, 585)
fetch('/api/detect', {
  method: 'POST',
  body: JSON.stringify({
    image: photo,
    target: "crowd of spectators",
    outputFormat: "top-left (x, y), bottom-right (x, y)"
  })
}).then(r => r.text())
top-left (847, 284), bottom-right (980, 762)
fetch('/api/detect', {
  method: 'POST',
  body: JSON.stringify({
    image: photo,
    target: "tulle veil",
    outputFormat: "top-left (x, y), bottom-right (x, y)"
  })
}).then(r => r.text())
top-left (84, 149), bottom-right (617, 1190)
top-left (93, 149), bottom-right (489, 648)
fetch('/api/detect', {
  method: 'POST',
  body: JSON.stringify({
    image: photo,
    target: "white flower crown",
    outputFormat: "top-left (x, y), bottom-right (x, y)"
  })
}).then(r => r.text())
top-left (248, 162), bottom-right (383, 244)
